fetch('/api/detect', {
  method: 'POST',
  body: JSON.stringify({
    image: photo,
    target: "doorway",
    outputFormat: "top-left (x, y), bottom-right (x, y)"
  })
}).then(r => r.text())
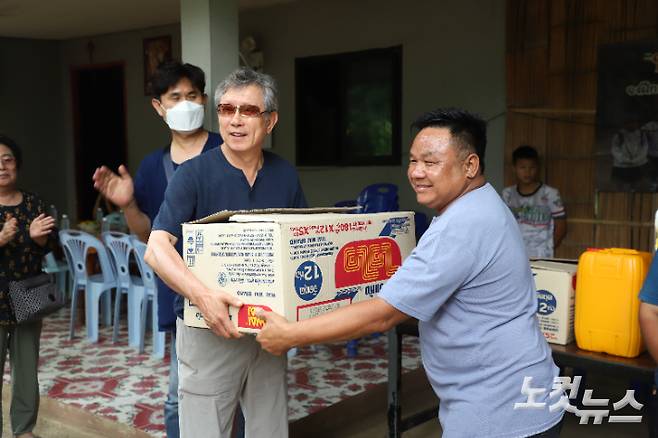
top-left (71, 63), bottom-right (127, 221)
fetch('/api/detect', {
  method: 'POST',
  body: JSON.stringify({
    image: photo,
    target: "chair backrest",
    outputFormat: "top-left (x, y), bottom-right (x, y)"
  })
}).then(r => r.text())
top-left (43, 251), bottom-right (58, 270)
top-left (129, 236), bottom-right (156, 290)
top-left (357, 183), bottom-right (399, 213)
top-left (101, 231), bottom-right (134, 287)
top-left (104, 212), bottom-right (128, 233)
top-left (413, 211), bottom-right (429, 242)
top-left (59, 229), bottom-right (116, 284)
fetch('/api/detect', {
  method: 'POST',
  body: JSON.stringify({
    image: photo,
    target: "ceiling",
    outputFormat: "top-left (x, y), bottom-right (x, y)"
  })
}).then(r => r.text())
top-left (0, 0), bottom-right (298, 40)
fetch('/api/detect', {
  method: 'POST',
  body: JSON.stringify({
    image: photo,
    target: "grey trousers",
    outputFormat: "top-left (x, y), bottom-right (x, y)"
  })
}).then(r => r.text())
top-left (0, 319), bottom-right (42, 436)
top-left (176, 319), bottom-right (288, 438)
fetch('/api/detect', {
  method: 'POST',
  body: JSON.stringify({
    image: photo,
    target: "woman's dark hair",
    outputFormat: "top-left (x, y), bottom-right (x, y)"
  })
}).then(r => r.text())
top-left (0, 134), bottom-right (22, 169)
top-left (151, 60), bottom-right (206, 99)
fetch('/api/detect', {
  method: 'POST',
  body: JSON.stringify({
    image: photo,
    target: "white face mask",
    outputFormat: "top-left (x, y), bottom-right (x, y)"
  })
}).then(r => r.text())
top-left (161, 100), bottom-right (205, 132)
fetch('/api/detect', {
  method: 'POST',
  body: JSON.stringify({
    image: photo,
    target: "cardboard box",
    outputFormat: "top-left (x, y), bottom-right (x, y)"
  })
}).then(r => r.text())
top-left (182, 208), bottom-right (416, 333)
top-left (531, 260), bottom-right (577, 345)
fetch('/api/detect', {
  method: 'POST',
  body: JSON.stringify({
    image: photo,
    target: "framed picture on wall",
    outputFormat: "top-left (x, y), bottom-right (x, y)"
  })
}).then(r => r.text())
top-left (595, 41), bottom-right (658, 192)
top-left (143, 35), bottom-right (172, 95)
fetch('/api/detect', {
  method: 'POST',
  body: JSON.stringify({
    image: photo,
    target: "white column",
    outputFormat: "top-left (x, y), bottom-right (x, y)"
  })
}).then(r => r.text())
top-left (181, 0), bottom-right (239, 132)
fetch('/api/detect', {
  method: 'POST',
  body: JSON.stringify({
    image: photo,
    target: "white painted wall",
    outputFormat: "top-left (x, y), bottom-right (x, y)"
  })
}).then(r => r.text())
top-left (240, 0), bottom-right (506, 215)
top-left (57, 24), bottom-right (182, 219)
top-left (0, 37), bottom-right (66, 212)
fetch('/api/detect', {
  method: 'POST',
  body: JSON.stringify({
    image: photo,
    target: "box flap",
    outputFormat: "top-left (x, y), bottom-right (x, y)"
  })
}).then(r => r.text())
top-left (530, 260), bottom-right (578, 274)
top-left (188, 207), bottom-right (359, 224)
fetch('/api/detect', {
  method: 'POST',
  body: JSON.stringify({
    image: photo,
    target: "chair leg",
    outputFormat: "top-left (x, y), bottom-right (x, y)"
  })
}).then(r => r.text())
top-left (112, 289), bottom-right (122, 343)
top-left (139, 296), bottom-right (148, 354)
top-left (152, 294), bottom-right (165, 359)
top-left (128, 288), bottom-right (144, 348)
top-left (86, 291), bottom-right (101, 343)
top-left (102, 290), bottom-right (113, 326)
top-left (347, 339), bottom-right (359, 357)
top-left (68, 285), bottom-right (79, 340)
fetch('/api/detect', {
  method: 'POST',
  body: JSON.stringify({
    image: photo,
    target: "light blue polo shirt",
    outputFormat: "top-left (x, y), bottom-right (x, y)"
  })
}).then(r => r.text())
top-left (379, 183), bottom-right (563, 438)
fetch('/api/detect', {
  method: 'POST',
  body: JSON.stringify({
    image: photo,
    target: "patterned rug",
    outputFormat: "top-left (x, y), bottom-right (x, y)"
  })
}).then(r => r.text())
top-left (4, 307), bottom-right (422, 437)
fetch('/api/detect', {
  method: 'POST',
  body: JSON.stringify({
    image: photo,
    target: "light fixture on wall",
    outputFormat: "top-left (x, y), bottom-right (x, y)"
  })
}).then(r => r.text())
top-left (239, 35), bottom-right (264, 72)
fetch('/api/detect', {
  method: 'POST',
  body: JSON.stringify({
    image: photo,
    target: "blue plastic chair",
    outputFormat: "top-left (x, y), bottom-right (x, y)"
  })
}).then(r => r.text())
top-left (102, 232), bottom-right (145, 347)
top-left (59, 230), bottom-right (115, 342)
top-left (356, 183), bottom-right (399, 213)
top-left (131, 237), bottom-right (166, 358)
top-left (414, 211), bottom-right (429, 242)
top-left (334, 199), bottom-right (358, 208)
top-left (42, 251), bottom-right (70, 298)
top-left (104, 212), bottom-right (128, 233)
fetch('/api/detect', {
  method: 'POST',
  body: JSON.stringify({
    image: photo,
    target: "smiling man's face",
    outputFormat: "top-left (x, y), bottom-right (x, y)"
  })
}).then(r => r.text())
top-left (217, 84), bottom-right (277, 155)
top-left (407, 127), bottom-right (474, 214)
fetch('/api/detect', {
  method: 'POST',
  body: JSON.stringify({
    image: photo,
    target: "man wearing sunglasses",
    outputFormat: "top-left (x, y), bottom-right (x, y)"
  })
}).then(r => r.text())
top-left (92, 60), bottom-right (222, 438)
top-left (145, 67), bottom-right (306, 438)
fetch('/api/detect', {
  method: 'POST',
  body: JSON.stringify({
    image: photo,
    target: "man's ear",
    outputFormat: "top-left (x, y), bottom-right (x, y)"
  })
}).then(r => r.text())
top-left (151, 98), bottom-right (165, 117)
top-left (266, 111), bottom-right (279, 134)
top-left (465, 153), bottom-right (480, 178)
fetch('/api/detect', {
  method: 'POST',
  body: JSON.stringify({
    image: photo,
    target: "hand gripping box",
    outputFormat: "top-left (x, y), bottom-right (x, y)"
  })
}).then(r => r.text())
top-left (182, 208), bottom-right (416, 333)
top-left (530, 260), bottom-right (577, 345)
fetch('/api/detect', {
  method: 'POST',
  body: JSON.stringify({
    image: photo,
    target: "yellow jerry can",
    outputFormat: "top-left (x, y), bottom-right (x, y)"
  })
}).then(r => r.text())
top-left (575, 248), bottom-right (651, 358)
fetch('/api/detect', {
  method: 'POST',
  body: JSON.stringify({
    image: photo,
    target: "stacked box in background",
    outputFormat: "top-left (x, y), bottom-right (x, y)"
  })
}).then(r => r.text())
top-left (182, 209), bottom-right (416, 333)
top-left (531, 260), bottom-right (577, 345)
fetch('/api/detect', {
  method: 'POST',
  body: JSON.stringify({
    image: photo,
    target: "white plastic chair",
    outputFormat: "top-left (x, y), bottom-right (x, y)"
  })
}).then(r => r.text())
top-left (59, 230), bottom-right (115, 342)
top-left (130, 237), bottom-right (165, 358)
top-left (102, 232), bottom-right (145, 347)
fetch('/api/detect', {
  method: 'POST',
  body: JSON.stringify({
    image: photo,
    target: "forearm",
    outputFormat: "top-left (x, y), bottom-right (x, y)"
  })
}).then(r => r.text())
top-left (123, 200), bottom-right (152, 242)
top-left (289, 298), bottom-right (408, 347)
top-left (144, 231), bottom-right (204, 301)
top-left (32, 235), bottom-right (48, 247)
top-left (639, 303), bottom-right (658, 362)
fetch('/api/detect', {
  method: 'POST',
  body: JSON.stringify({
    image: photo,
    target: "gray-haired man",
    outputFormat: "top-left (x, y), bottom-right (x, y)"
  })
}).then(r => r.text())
top-left (145, 68), bottom-right (307, 437)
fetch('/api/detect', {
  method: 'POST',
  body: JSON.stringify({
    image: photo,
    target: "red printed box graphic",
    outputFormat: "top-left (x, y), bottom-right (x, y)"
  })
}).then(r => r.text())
top-left (237, 304), bottom-right (272, 330)
top-left (335, 238), bottom-right (402, 288)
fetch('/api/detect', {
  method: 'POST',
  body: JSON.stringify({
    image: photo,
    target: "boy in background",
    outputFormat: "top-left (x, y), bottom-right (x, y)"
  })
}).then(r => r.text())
top-left (502, 145), bottom-right (567, 258)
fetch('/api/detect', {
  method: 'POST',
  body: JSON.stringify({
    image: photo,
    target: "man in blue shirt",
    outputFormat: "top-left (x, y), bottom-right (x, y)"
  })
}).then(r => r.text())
top-left (640, 253), bottom-right (658, 360)
top-left (256, 108), bottom-right (564, 437)
top-left (639, 251), bottom-right (658, 437)
top-left (145, 67), bottom-right (306, 438)
top-left (92, 60), bottom-right (221, 438)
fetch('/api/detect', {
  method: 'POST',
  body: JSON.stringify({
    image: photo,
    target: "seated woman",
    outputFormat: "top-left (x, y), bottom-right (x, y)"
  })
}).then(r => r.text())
top-left (0, 134), bottom-right (56, 438)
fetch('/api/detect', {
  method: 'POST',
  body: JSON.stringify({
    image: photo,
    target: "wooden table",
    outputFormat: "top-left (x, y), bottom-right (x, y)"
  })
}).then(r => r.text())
top-left (387, 321), bottom-right (657, 438)
top-left (550, 342), bottom-right (656, 382)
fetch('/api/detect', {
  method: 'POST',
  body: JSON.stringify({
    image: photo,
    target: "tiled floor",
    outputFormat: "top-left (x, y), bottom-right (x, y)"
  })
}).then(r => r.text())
top-left (3, 307), bottom-right (422, 437)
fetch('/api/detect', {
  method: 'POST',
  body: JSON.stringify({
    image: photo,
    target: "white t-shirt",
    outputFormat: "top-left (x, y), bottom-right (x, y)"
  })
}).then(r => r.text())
top-left (501, 183), bottom-right (566, 258)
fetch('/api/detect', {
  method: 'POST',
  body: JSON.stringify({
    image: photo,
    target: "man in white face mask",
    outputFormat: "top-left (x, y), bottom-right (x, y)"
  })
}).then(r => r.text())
top-left (92, 60), bottom-right (223, 438)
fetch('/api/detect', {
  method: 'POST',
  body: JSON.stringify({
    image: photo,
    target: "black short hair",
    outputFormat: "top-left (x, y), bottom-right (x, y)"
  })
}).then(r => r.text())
top-left (151, 60), bottom-right (206, 99)
top-left (512, 145), bottom-right (539, 164)
top-left (0, 134), bottom-right (22, 169)
top-left (411, 107), bottom-right (487, 173)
